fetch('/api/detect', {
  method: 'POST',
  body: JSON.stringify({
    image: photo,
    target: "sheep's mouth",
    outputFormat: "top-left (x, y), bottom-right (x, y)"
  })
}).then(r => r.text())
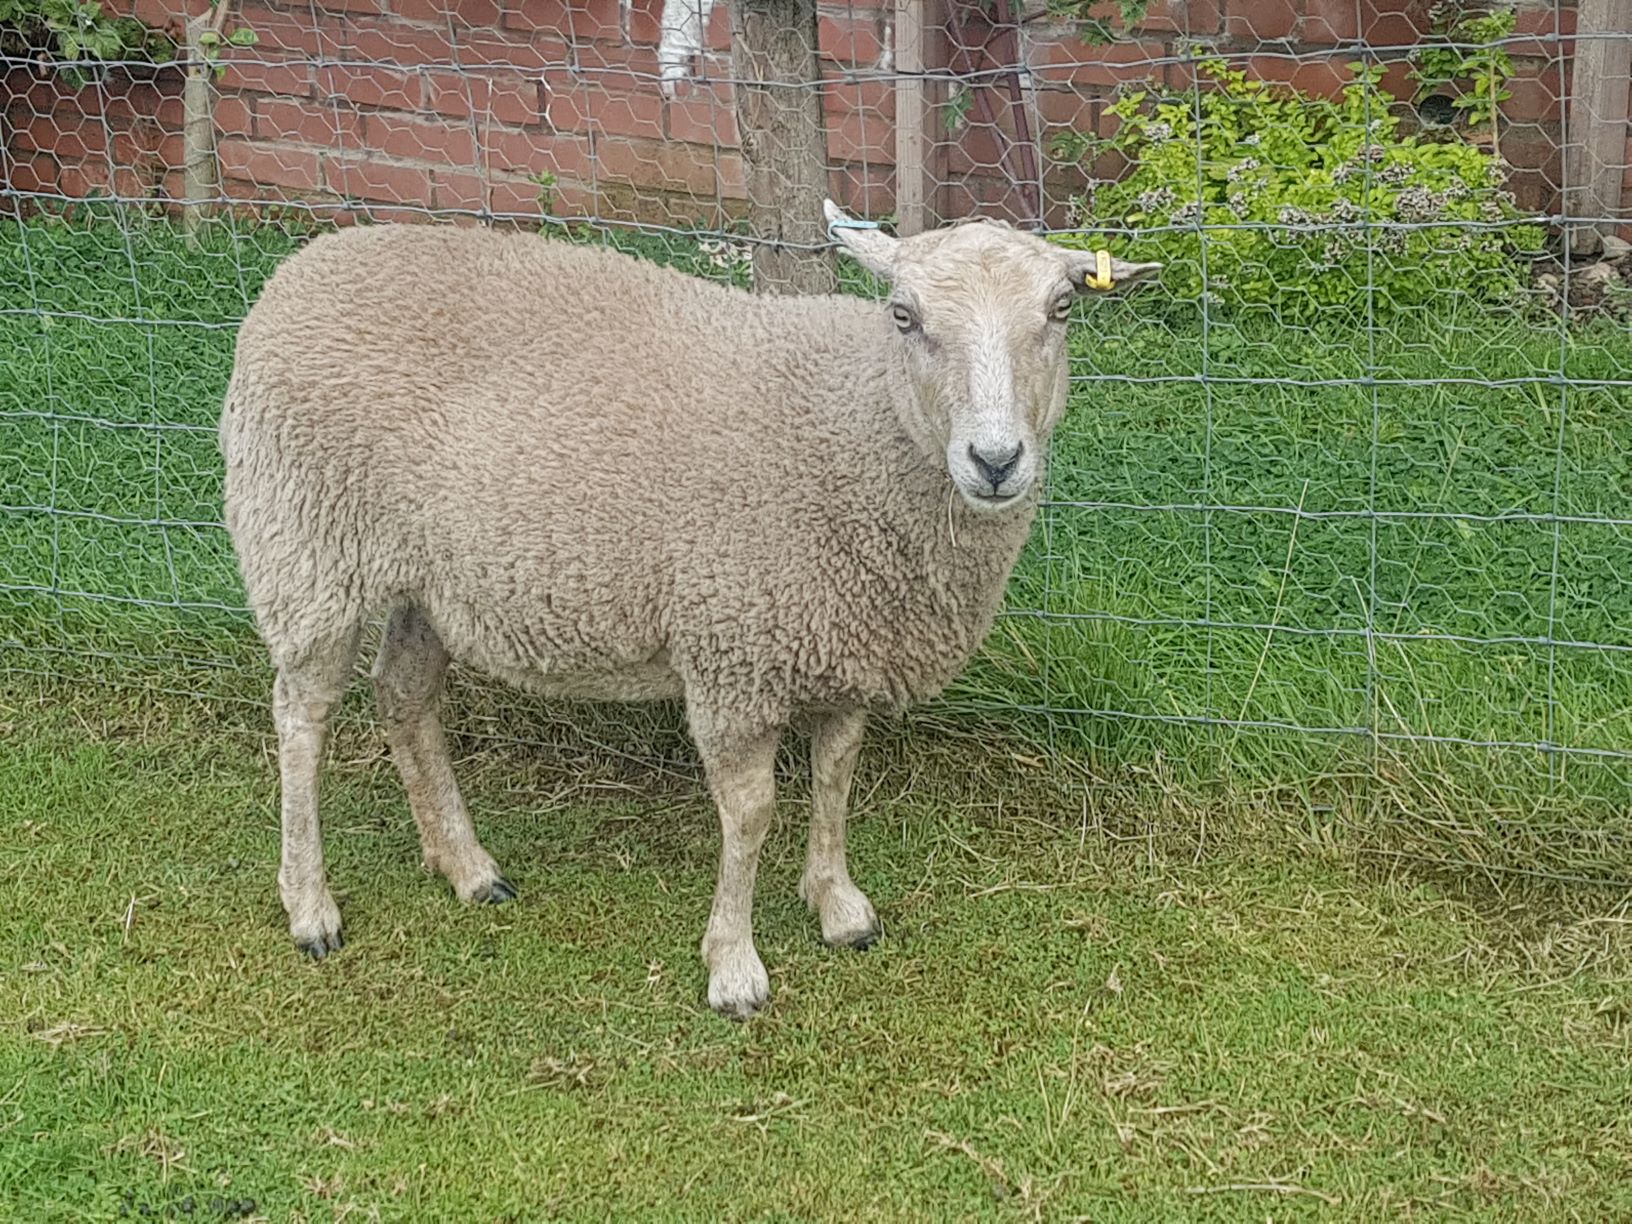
top-left (959, 485), bottom-right (1028, 513)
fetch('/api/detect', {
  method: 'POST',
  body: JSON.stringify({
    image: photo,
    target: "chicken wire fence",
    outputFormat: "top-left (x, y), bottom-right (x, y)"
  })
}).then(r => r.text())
top-left (2, 2), bottom-right (1631, 883)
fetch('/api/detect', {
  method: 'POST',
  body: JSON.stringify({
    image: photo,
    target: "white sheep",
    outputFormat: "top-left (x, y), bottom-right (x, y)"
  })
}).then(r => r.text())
top-left (219, 203), bottom-right (1159, 1019)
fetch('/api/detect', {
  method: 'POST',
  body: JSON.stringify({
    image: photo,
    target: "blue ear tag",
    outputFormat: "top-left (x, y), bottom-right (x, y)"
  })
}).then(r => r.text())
top-left (828, 217), bottom-right (883, 243)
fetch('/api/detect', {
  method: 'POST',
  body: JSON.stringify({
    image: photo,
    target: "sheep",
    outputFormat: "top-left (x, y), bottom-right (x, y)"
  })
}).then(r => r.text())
top-left (219, 202), bottom-right (1160, 1019)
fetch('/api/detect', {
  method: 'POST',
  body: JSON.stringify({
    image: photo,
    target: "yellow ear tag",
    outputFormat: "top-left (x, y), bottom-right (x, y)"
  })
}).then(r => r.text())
top-left (1084, 249), bottom-right (1115, 292)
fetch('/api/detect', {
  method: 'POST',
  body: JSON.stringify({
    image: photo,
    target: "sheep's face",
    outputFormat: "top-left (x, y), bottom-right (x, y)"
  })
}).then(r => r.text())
top-left (826, 203), bottom-right (1160, 514)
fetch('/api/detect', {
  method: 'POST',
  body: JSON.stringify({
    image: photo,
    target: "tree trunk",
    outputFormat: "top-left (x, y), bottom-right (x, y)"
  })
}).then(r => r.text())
top-left (181, 12), bottom-right (218, 240)
top-left (729, 0), bottom-right (835, 294)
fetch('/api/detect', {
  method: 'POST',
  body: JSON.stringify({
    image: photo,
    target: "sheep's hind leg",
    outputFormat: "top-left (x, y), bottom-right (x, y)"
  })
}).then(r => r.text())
top-left (274, 630), bottom-right (361, 958)
top-left (692, 715), bottom-right (782, 1020)
top-left (800, 709), bottom-right (881, 949)
top-left (373, 606), bottom-right (514, 905)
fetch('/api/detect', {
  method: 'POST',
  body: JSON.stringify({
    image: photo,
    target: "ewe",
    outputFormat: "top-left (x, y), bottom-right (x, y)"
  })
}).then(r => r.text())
top-left (220, 203), bottom-right (1159, 1018)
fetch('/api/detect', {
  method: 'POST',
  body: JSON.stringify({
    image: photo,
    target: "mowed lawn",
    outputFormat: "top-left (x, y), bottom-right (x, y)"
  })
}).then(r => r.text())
top-left (3, 681), bottom-right (1630, 1221)
top-left (2, 214), bottom-right (1632, 1217)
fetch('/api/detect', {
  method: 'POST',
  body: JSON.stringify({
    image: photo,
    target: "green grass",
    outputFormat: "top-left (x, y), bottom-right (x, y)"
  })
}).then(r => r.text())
top-left (2, 211), bottom-right (1632, 882)
top-left (3, 681), bottom-right (1631, 1221)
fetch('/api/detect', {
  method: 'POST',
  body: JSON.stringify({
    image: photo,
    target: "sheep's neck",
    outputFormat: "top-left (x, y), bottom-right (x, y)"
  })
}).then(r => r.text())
top-left (873, 354), bottom-right (1040, 674)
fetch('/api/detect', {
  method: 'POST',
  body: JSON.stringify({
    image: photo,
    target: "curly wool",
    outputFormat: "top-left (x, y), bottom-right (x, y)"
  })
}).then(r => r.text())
top-left (221, 224), bottom-right (1035, 742)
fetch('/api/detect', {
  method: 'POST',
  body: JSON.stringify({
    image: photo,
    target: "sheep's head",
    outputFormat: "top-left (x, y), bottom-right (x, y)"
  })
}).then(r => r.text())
top-left (825, 201), bottom-right (1161, 513)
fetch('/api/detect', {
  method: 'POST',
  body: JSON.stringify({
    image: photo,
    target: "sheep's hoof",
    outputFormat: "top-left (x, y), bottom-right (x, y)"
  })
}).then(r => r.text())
top-left (296, 930), bottom-right (344, 959)
top-left (471, 876), bottom-right (517, 905)
top-left (288, 891), bottom-right (344, 959)
top-left (826, 920), bottom-right (882, 952)
top-left (706, 946), bottom-right (770, 1021)
top-left (814, 884), bottom-right (881, 951)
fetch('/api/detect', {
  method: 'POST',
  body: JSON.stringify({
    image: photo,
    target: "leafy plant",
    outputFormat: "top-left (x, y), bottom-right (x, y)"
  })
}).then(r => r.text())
top-left (193, 18), bottom-right (257, 81)
top-left (1053, 59), bottom-right (1545, 323)
top-left (0, 0), bottom-right (170, 83)
top-left (1410, 3), bottom-right (1517, 138)
top-left (1045, 0), bottom-right (1151, 46)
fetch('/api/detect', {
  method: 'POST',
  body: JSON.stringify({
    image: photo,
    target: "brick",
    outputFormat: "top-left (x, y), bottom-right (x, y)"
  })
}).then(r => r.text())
top-left (316, 63), bottom-right (423, 110)
top-left (1224, 0), bottom-right (1298, 42)
top-left (218, 137), bottom-right (325, 191)
top-left (5, 152), bottom-right (60, 197)
top-left (825, 80), bottom-right (891, 164)
top-left (1289, 57), bottom-right (1352, 98)
top-left (128, 0), bottom-right (183, 35)
top-left (827, 160), bottom-right (894, 217)
top-left (460, 31), bottom-right (571, 71)
top-left (665, 83), bottom-right (737, 146)
top-left (1027, 34), bottom-right (1169, 89)
top-left (257, 95), bottom-right (364, 148)
top-left (426, 71), bottom-right (542, 124)
top-left (1511, 7), bottom-right (1575, 57)
top-left (596, 133), bottom-right (738, 198)
top-left (1503, 72), bottom-right (1563, 124)
top-left (487, 172), bottom-right (550, 216)
top-left (346, 18), bottom-right (458, 66)
top-left (627, 0), bottom-right (665, 45)
top-left (1141, 0), bottom-right (1221, 36)
top-left (827, 97), bottom-right (894, 166)
top-left (1063, 0), bottom-right (1216, 36)
top-left (427, 166), bottom-right (484, 209)
top-left (587, 84), bottom-right (665, 139)
top-left (1034, 85), bottom-right (1101, 132)
top-left (230, 5), bottom-right (325, 55)
top-left (1362, 0), bottom-right (1428, 47)
top-left (213, 92), bottom-right (257, 137)
top-left (1377, 58), bottom-right (1414, 101)
top-left (366, 110), bottom-right (477, 164)
top-left (545, 66), bottom-right (665, 136)
top-left (482, 125), bottom-right (594, 179)
top-left (326, 152), bottom-right (435, 204)
top-left (10, 113), bottom-right (108, 159)
top-left (502, 0), bottom-right (622, 41)
top-left (314, 0), bottom-right (385, 14)
top-left (393, 0), bottom-right (502, 26)
top-left (1299, 0), bottom-right (1357, 44)
top-left (943, 121), bottom-right (1009, 177)
top-left (705, 3), bottom-right (731, 51)
top-left (575, 40), bottom-right (662, 89)
top-left (819, 11), bottom-right (884, 66)
top-left (218, 54), bottom-right (314, 97)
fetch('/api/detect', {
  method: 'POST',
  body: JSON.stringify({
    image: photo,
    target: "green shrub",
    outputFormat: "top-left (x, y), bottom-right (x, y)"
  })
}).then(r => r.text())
top-left (1052, 60), bottom-right (1545, 323)
top-left (0, 0), bottom-right (170, 81)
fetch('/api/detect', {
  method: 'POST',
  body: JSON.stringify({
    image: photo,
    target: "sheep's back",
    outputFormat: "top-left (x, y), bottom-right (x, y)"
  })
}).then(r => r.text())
top-left (222, 227), bottom-right (765, 666)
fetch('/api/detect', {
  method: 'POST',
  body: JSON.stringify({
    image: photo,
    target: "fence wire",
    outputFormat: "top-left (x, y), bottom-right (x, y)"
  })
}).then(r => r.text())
top-left (2, 2), bottom-right (1630, 883)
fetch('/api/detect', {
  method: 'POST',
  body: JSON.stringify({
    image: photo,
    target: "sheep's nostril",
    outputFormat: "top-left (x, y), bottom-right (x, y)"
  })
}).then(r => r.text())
top-left (968, 442), bottom-right (1023, 488)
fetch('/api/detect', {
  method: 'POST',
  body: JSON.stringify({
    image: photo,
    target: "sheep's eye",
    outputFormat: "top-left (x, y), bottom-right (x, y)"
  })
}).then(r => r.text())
top-left (1051, 296), bottom-right (1075, 321)
top-left (890, 303), bottom-right (918, 333)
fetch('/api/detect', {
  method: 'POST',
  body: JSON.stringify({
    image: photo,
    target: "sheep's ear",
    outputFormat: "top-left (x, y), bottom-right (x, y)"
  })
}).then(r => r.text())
top-left (1063, 248), bottom-right (1164, 293)
top-left (824, 199), bottom-right (898, 280)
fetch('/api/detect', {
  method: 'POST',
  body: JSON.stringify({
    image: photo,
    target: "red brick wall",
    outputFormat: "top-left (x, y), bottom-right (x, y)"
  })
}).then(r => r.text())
top-left (2, 0), bottom-right (1621, 229)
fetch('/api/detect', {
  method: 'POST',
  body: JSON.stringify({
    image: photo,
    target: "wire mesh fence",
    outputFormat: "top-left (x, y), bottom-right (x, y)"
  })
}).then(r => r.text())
top-left (2, 1), bottom-right (1630, 883)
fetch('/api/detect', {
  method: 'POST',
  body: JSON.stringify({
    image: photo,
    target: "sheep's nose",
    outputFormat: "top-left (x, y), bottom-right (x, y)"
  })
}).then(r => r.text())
top-left (968, 442), bottom-right (1023, 489)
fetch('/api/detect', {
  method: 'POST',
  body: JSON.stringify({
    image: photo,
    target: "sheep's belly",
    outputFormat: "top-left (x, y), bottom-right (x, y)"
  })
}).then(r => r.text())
top-left (487, 657), bottom-right (685, 703)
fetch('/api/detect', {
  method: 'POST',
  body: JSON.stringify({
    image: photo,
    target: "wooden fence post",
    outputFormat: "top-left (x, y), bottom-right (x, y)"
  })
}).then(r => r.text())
top-left (894, 0), bottom-right (945, 235)
top-left (1563, 0), bottom-right (1632, 255)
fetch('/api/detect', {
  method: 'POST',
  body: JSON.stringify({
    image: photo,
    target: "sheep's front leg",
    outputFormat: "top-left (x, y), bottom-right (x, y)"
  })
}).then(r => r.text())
top-left (694, 723), bottom-right (781, 1020)
top-left (273, 632), bottom-right (359, 958)
top-left (800, 709), bottom-right (880, 949)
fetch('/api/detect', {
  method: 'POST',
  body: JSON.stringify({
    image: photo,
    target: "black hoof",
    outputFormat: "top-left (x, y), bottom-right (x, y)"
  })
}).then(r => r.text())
top-left (475, 876), bottom-right (517, 905)
top-left (296, 930), bottom-right (343, 959)
top-left (827, 923), bottom-right (882, 952)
